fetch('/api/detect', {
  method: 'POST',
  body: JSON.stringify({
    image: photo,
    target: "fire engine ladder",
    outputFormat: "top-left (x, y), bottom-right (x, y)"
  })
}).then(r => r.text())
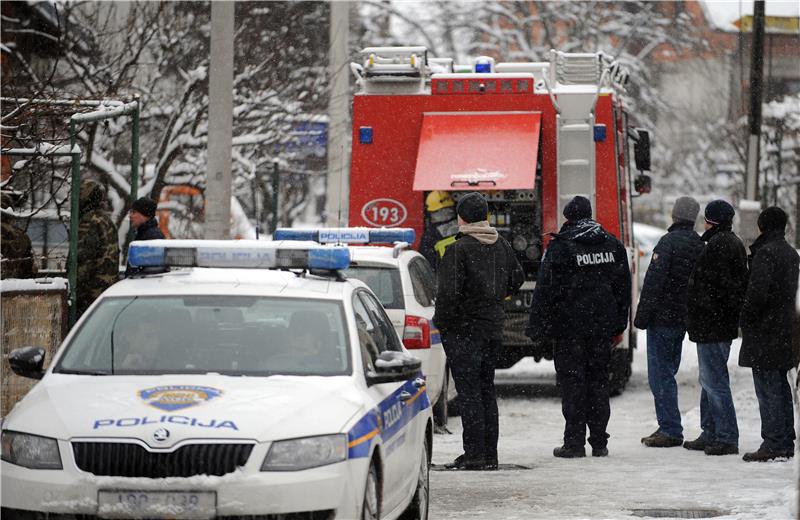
top-left (550, 51), bottom-right (604, 226)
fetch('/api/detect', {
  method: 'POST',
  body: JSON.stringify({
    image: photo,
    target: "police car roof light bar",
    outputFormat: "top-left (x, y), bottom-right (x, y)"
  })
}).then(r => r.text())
top-left (273, 227), bottom-right (416, 245)
top-left (128, 240), bottom-right (351, 271)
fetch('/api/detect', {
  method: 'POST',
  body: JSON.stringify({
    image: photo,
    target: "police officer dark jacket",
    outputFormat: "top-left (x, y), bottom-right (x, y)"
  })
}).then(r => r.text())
top-left (739, 207), bottom-right (800, 371)
top-left (527, 197), bottom-right (631, 341)
top-left (687, 200), bottom-right (748, 343)
top-left (433, 195), bottom-right (524, 335)
top-left (125, 197), bottom-right (166, 276)
top-left (634, 220), bottom-right (704, 330)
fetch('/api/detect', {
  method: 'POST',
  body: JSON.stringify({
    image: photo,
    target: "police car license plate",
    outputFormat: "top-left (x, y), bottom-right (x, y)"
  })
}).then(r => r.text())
top-left (97, 490), bottom-right (216, 519)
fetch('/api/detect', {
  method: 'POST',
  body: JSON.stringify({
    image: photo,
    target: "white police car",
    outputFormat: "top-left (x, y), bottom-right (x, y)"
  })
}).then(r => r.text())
top-left (274, 228), bottom-right (448, 427)
top-left (1, 240), bottom-right (432, 520)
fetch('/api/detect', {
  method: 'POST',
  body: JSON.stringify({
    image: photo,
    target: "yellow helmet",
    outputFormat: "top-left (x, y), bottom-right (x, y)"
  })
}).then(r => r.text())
top-left (425, 190), bottom-right (454, 212)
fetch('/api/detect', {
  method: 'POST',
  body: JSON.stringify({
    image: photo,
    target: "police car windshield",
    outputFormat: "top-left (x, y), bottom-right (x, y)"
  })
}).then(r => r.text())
top-left (55, 296), bottom-right (350, 376)
top-left (343, 266), bottom-right (403, 309)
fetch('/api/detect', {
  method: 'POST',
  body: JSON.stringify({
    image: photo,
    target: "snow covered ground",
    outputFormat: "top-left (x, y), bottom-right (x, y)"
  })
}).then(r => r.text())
top-left (430, 334), bottom-right (798, 519)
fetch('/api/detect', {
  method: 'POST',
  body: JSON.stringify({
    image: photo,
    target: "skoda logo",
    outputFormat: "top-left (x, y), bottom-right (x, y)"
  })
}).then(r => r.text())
top-left (153, 428), bottom-right (170, 443)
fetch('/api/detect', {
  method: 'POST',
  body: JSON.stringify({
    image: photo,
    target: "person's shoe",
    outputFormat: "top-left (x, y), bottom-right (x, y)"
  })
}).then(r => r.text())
top-left (743, 447), bottom-right (794, 462)
top-left (444, 454), bottom-right (486, 470)
top-left (704, 442), bottom-right (739, 456)
top-left (683, 437), bottom-right (708, 451)
top-left (553, 445), bottom-right (586, 458)
top-left (641, 431), bottom-right (683, 448)
top-left (592, 447), bottom-right (609, 457)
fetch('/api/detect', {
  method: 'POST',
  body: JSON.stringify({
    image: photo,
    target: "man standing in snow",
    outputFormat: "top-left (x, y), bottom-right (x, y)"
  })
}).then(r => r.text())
top-left (636, 197), bottom-right (704, 448)
top-left (738, 207), bottom-right (798, 462)
top-left (527, 196), bottom-right (631, 458)
top-left (434, 192), bottom-right (524, 470)
top-left (685, 200), bottom-right (748, 456)
top-left (125, 196), bottom-right (165, 276)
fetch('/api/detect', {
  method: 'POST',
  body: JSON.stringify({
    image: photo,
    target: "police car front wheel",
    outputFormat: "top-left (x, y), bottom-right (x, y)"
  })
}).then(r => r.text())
top-left (362, 461), bottom-right (380, 520)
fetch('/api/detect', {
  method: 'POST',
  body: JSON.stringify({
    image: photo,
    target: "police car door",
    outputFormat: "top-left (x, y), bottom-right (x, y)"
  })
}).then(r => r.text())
top-left (353, 290), bottom-right (420, 513)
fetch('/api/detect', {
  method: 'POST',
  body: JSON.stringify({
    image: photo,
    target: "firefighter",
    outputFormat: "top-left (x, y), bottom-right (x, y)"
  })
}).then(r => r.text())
top-left (434, 192), bottom-right (524, 470)
top-left (527, 196), bottom-right (631, 458)
top-left (419, 190), bottom-right (458, 270)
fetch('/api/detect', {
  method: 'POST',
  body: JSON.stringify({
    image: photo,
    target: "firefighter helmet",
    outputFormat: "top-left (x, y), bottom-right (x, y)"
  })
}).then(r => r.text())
top-left (425, 190), bottom-right (454, 212)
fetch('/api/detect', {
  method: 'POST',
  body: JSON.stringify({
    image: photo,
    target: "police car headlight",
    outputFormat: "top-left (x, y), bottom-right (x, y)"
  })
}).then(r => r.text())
top-left (261, 434), bottom-right (347, 471)
top-left (1, 431), bottom-right (62, 469)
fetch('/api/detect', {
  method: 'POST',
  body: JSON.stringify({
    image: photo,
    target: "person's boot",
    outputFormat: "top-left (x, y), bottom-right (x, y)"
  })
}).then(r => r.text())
top-left (683, 436), bottom-right (708, 451)
top-left (742, 447), bottom-right (794, 462)
top-left (553, 445), bottom-right (586, 458)
top-left (641, 431), bottom-right (683, 448)
top-left (704, 442), bottom-right (738, 456)
top-left (592, 447), bottom-right (609, 457)
top-left (444, 454), bottom-right (486, 470)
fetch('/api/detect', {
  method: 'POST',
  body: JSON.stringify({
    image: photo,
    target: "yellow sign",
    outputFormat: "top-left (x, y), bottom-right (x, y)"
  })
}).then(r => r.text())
top-left (734, 15), bottom-right (800, 34)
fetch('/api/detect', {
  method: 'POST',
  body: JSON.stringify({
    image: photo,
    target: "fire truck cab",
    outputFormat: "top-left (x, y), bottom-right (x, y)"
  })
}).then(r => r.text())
top-left (348, 46), bottom-right (652, 394)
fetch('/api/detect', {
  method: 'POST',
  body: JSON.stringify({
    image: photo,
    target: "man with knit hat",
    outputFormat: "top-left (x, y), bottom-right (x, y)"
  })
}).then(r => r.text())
top-left (125, 196), bottom-right (165, 275)
top-left (527, 196), bottom-right (631, 458)
top-left (738, 206), bottom-right (799, 462)
top-left (636, 197), bottom-right (704, 448)
top-left (434, 192), bottom-right (524, 470)
top-left (685, 199), bottom-right (748, 456)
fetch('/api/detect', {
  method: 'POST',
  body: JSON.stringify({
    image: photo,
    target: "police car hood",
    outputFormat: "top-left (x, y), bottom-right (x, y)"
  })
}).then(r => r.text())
top-left (553, 219), bottom-right (605, 244)
top-left (7, 374), bottom-right (362, 446)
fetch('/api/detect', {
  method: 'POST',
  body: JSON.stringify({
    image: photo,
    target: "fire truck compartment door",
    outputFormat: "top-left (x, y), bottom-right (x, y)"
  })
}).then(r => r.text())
top-left (412, 111), bottom-right (541, 192)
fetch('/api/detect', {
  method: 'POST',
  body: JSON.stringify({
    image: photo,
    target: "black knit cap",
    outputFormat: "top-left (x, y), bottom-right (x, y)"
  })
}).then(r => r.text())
top-left (757, 206), bottom-right (787, 232)
top-left (563, 196), bottom-right (592, 222)
top-left (131, 197), bottom-right (157, 218)
top-left (456, 192), bottom-right (488, 223)
top-left (704, 199), bottom-right (735, 226)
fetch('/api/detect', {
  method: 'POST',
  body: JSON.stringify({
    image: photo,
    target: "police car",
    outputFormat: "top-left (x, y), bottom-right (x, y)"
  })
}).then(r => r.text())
top-left (274, 228), bottom-right (448, 427)
top-left (1, 240), bottom-right (432, 520)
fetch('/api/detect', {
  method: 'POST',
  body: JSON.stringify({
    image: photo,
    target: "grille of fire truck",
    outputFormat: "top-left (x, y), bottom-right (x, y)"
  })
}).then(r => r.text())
top-left (503, 313), bottom-right (534, 346)
top-left (552, 51), bottom-right (601, 85)
top-left (72, 441), bottom-right (254, 477)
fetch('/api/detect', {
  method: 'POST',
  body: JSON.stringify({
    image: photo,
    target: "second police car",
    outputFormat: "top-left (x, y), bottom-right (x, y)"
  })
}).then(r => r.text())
top-left (273, 228), bottom-right (449, 427)
top-left (1, 240), bottom-right (432, 520)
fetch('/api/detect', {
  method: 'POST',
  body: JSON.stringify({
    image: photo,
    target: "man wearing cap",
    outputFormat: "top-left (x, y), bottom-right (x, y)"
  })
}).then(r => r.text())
top-left (75, 180), bottom-right (119, 316)
top-left (434, 192), bottom-right (524, 470)
top-left (636, 197), bottom-right (705, 448)
top-left (527, 196), bottom-right (631, 458)
top-left (738, 207), bottom-right (799, 462)
top-left (685, 199), bottom-right (748, 456)
top-left (125, 196), bottom-right (165, 276)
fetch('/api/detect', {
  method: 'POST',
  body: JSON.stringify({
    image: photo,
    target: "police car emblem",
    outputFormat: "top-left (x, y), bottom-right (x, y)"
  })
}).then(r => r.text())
top-left (153, 428), bottom-right (170, 442)
top-left (139, 385), bottom-right (223, 412)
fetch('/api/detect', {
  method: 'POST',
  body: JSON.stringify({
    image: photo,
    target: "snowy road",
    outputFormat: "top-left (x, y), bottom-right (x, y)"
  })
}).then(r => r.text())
top-left (429, 334), bottom-right (798, 519)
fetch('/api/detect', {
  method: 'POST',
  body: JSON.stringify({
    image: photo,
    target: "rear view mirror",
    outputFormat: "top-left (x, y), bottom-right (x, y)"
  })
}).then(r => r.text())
top-left (8, 346), bottom-right (46, 380)
top-left (633, 129), bottom-right (651, 172)
top-left (634, 175), bottom-right (652, 195)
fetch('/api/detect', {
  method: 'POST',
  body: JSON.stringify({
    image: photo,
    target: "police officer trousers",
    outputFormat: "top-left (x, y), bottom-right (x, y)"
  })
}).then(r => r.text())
top-left (554, 336), bottom-right (612, 450)
top-left (441, 330), bottom-right (500, 464)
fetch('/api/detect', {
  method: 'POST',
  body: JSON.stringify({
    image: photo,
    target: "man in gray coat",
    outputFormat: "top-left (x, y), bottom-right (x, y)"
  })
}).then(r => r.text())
top-left (739, 207), bottom-right (799, 462)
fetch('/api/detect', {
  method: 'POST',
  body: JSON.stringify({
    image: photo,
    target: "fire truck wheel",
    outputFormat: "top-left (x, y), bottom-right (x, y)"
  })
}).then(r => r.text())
top-left (433, 367), bottom-right (449, 427)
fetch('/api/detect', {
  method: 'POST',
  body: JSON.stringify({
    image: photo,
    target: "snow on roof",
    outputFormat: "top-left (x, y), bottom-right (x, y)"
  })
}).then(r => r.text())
top-left (700, 0), bottom-right (800, 32)
top-left (0, 277), bottom-right (67, 293)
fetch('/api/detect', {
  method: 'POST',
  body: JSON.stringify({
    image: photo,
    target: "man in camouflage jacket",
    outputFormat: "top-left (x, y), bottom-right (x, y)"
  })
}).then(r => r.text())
top-left (1, 193), bottom-right (37, 279)
top-left (75, 180), bottom-right (119, 317)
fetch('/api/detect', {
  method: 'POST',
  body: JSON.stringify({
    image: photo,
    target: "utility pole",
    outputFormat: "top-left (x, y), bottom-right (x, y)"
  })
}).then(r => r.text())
top-left (741, 0), bottom-right (766, 245)
top-left (324, 1), bottom-right (351, 226)
top-left (205, 1), bottom-right (234, 239)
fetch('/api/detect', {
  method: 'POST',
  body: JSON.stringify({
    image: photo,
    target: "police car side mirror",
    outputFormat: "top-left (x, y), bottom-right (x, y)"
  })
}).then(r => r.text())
top-left (8, 346), bottom-right (46, 380)
top-left (366, 351), bottom-right (422, 385)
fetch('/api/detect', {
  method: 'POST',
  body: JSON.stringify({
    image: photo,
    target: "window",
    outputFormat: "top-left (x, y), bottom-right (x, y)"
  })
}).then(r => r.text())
top-left (359, 291), bottom-right (403, 353)
top-left (353, 292), bottom-right (381, 371)
top-left (344, 266), bottom-right (404, 309)
top-left (409, 258), bottom-right (436, 307)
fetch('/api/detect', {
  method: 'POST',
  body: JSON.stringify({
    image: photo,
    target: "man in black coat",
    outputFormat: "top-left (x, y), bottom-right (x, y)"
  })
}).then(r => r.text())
top-left (125, 196), bottom-right (166, 275)
top-left (527, 196), bottom-right (631, 458)
top-left (739, 207), bottom-right (799, 462)
top-left (635, 197), bottom-right (705, 448)
top-left (685, 199), bottom-right (748, 456)
top-left (434, 192), bottom-right (524, 470)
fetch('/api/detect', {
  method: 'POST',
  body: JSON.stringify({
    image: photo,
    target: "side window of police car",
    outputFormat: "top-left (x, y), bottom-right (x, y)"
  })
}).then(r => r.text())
top-left (359, 291), bottom-right (403, 352)
top-left (409, 258), bottom-right (436, 307)
top-left (353, 292), bottom-right (381, 370)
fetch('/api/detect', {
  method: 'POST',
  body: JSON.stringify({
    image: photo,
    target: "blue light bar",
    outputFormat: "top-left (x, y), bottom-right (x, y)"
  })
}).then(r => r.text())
top-left (274, 227), bottom-right (415, 245)
top-left (127, 240), bottom-right (350, 270)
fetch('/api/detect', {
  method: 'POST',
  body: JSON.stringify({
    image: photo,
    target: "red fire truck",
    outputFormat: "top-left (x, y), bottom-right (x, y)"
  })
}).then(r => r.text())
top-left (348, 47), bottom-right (652, 393)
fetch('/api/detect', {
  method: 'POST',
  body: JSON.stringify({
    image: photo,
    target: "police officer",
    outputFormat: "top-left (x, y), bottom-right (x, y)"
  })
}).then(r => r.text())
top-left (419, 190), bottom-right (458, 270)
top-left (434, 192), bottom-right (524, 470)
top-left (125, 196), bottom-right (165, 276)
top-left (75, 180), bottom-right (120, 316)
top-left (527, 196), bottom-right (631, 458)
